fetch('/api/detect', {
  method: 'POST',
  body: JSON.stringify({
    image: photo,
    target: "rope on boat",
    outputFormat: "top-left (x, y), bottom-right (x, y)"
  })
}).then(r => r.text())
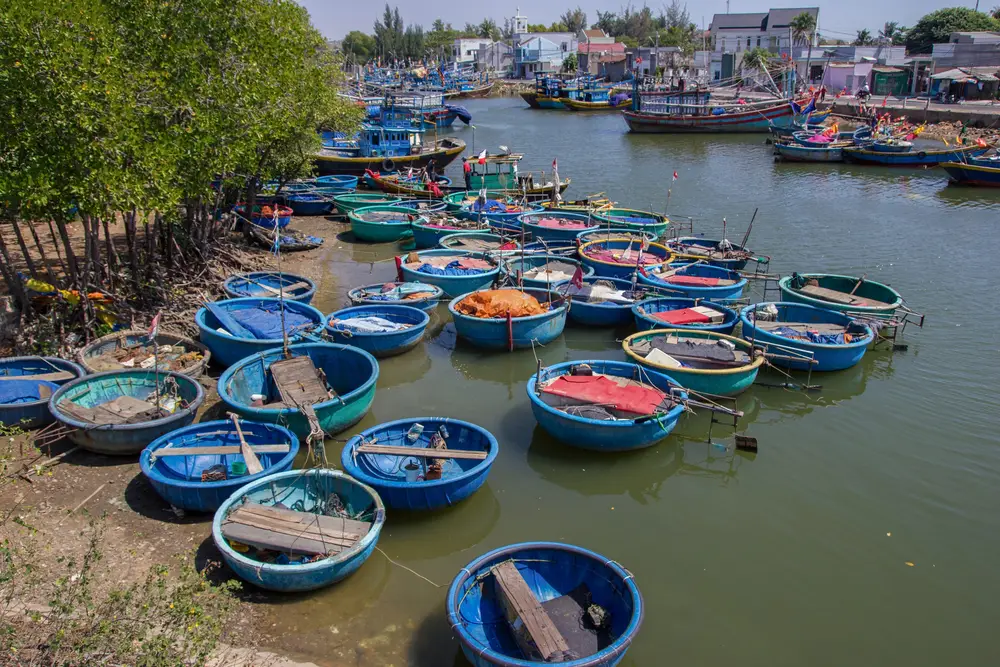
top-left (375, 547), bottom-right (442, 588)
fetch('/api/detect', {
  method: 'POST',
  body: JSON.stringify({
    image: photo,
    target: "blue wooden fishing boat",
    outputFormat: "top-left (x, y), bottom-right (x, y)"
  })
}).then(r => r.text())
top-left (410, 215), bottom-right (487, 249)
top-left (449, 288), bottom-right (568, 350)
top-left (50, 370), bottom-right (204, 455)
top-left (623, 329), bottom-right (764, 396)
top-left (348, 281), bottom-right (444, 312)
top-left (447, 541), bottom-right (643, 666)
top-left (140, 419), bottom-right (299, 512)
top-left (218, 342), bottom-right (378, 438)
top-left (78, 329), bottom-right (209, 378)
top-left (350, 205), bottom-right (421, 243)
top-left (308, 185), bottom-right (353, 198)
top-left (0, 356), bottom-right (84, 428)
top-left (665, 237), bottom-right (755, 271)
top-left (212, 468), bottom-right (384, 592)
top-left (325, 304), bottom-right (429, 358)
top-left (576, 228), bottom-right (658, 244)
top-left (842, 144), bottom-right (987, 167)
top-left (223, 272), bottom-right (316, 303)
top-left (445, 191), bottom-right (543, 227)
top-left (341, 417), bottom-right (498, 511)
top-left (565, 277), bottom-right (646, 327)
top-left (527, 359), bottom-right (687, 451)
top-left (941, 161), bottom-right (1000, 187)
top-left (790, 126), bottom-right (871, 146)
top-left (966, 153), bottom-right (1000, 168)
top-left (578, 239), bottom-right (673, 279)
top-left (246, 223), bottom-right (323, 253)
top-left (399, 249), bottom-right (500, 297)
top-left (778, 273), bottom-right (902, 316)
top-left (740, 302), bottom-right (874, 371)
top-left (501, 255), bottom-right (592, 289)
top-left (632, 297), bottom-right (739, 334)
top-left (638, 262), bottom-right (747, 300)
top-left (314, 174), bottom-right (359, 189)
top-left (286, 193), bottom-right (332, 216)
top-left (775, 142), bottom-right (844, 163)
top-left (519, 211), bottom-right (600, 242)
top-left (196, 298), bottom-right (324, 368)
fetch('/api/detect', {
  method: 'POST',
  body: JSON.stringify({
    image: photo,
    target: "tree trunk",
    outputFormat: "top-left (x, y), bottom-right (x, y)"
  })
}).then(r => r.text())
top-left (124, 209), bottom-right (142, 297)
top-left (101, 215), bottom-right (122, 289)
top-left (53, 217), bottom-right (79, 287)
top-left (45, 220), bottom-right (69, 283)
top-left (26, 220), bottom-right (58, 287)
top-left (0, 229), bottom-right (31, 320)
top-left (10, 218), bottom-right (38, 279)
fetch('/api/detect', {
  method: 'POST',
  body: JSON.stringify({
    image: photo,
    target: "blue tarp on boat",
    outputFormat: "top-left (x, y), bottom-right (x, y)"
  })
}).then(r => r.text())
top-left (771, 326), bottom-right (845, 345)
top-left (0, 379), bottom-right (59, 405)
top-left (417, 261), bottom-right (490, 276)
top-left (335, 316), bottom-right (410, 333)
top-left (229, 304), bottom-right (314, 339)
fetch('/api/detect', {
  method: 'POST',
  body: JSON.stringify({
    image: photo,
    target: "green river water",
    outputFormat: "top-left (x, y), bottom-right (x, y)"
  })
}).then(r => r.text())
top-left (259, 98), bottom-right (1000, 666)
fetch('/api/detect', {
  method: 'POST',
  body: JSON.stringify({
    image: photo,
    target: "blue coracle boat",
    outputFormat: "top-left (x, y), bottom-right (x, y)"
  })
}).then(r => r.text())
top-left (314, 174), bottom-right (359, 189)
top-left (222, 272), bottom-right (316, 303)
top-left (218, 342), bottom-right (378, 438)
top-left (396, 199), bottom-right (449, 214)
top-left (286, 193), bottom-right (332, 216)
top-left (399, 249), bottom-right (500, 297)
top-left (196, 297), bottom-right (324, 368)
top-left (521, 240), bottom-right (578, 257)
top-left (141, 420), bottom-right (299, 512)
top-left (340, 417), bottom-right (498, 510)
top-left (740, 302), bottom-right (874, 371)
top-left (49, 370), bottom-right (204, 455)
top-left (578, 238), bottom-right (673, 278)
top-left (449, 288), bottom-right (568, 350)
top-left (212, 469), bottom-right (384, 592)
top-left (0, 356), bottom-right (85, 428)
top-left (348, 281), bottom-right (444, 312)
top-left (501, 254), bottom-right (593, 289)
top-left (447, 541), bottom-right (643, 667)
top-left (665, 237), bottom-right (754, 271)
top-left (519, 210), bottom-right (600, 242)
top-left (325, 304), bottom-right (430, 357)
top-left (565, 276), bottom-right (643, 327)
top-left (638, 262), bottom-right (747, 300)
top-left (632, 297), bottom-right (739, 334)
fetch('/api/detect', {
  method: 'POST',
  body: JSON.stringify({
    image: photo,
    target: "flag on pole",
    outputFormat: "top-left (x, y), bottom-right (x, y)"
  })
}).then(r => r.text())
top-left (672, 171), bottom-right (678, 182)
top-left (147, 311), bottom-right (161, 342)
top-left (552, 158), bottom-right (558, 171)
top-left (478, 148), bottom-right (487, 165)
top-left (570, 266), bottom-right (584, 289)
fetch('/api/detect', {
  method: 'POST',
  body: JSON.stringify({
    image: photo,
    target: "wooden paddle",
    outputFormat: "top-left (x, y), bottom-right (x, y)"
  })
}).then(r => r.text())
top-left (229, 413), bottom-right (263, 474)
top-left (849, 274), bottom-right (867, 296)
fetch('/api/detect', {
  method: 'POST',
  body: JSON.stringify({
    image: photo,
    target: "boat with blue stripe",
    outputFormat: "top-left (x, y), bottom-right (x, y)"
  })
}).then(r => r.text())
top-left (195, 297), bottom-right (324, 368)
top-left (775, 142), bottom-right (845, 163)
top-left (842, 143), bottom-right (987, 167)
top-left (941, 161), bottom-right (1000, 187)
top-left (565, 276), bottom-right (648, 327)
top-left (0, 356), bottom-right (85, 428)
top-left (590, 208), bottom-right (669, 237)
top-left (348, 281), bottom-right (444, 312)
top-left (341, 417), bottom-right (498, 511)
top-left (286, 193), bottom-right (332, 216)
top-left (519, 211), bottom-right (600, 242)
top-left (578, 238), bottom-right (673, 278)
top-left (325, 304), bottom-right (430, 357)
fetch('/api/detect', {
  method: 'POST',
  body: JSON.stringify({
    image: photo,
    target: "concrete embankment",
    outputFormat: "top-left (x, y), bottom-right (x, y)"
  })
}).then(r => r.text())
top-left (831, 99), bottom-right (1000, 128)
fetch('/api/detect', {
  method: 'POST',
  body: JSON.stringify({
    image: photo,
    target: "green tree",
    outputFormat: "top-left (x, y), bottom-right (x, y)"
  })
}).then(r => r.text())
top-left (790, 11), bottom-right (817, 45)
top-left (343, 30), bottom-right (376, 62)
top-left (478, 18), bottom-right (501, 40)
top-left (905, 7), bottom-right (1000, 53)
top-left (664, 0), bottom-right (690, 30)
top-left (742, 46), bottom-right (772, 72)
top-left (854, 29), bottom-right (874, 45)
top-left (373, 4), bottom-right (404, 59)
top-left (879, 21), bottom-right (906, 45)
top-left (561, 8), bottom-right (588, 33)
top-left (562, 53), bottom-right (578, 72)
top-left (426, 21), bottom-right (459, 53)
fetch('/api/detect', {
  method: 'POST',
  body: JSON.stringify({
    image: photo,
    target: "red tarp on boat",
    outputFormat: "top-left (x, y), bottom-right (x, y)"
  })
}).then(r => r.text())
top-left (651, 308), bottom-right (710, 325)
top-left (540, 374), bottom-right (667, 416)
top-left (665, 275), bottom-right (721, 286)
top-left (534, 217), bottom-right (591, 229)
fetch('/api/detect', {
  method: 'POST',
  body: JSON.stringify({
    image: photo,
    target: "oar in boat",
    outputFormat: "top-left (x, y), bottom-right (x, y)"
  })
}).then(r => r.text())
top-left (849, 274), bottom-right (867, 296)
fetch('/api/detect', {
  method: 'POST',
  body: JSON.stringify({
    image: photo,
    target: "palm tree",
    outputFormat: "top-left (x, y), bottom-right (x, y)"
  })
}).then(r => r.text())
top-left (854, 29), bottom-right (874, 46)
top-left (879, 21), bottom-right (904, 45)
top-left (789, 11), bottom-right (817, 46)
top-left (742, 46), bottom-right (771, 73)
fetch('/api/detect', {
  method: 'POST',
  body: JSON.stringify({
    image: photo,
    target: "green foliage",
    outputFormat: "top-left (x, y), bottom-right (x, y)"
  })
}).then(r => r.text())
top-left (905, 7), bottom-right (1000, 53)
top-left (742, 47), bottom-right (773, 72)
top-left (560, 8), bottom-right (589, 33)
top-left (593, 6), bottom-right (659, 43)
top-left (343, 30), bottom-right (377, 61)
top-left (478, 18), bottom-right (501, 41)
top-left (562, 53), bottom-right (578, 72)
top-left (790, 11), bottom-right (817, 44)
top-left (854, 29), bottom-right (874, 46)
top-left (879, 21), bottom-right (907, 45)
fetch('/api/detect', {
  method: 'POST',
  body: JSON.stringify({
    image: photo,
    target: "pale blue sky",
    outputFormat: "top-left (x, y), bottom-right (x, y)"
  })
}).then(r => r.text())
top-left (303, 1), bottom-right (981, 42)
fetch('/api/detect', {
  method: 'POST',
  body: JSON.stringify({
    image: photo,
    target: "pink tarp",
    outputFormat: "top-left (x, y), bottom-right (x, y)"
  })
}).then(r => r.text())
top-left (541, 374), bottom-right (667, 416)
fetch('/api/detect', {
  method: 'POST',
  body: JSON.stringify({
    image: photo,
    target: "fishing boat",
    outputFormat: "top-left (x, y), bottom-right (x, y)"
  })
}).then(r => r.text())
top-left (841, 144), bottom-right (987, 167)
top-left (527, 359), bottom-right (686, 451)
top-left (791, 126), bottom-right (872, 146)
top-left (349, 205), bottom-right (422, 243)
top-left (501, 255), bottom-right (593, 289)
top-left (325, 304), bottom-right (430, 357)
top-left (519, 211), bottom-right (600, 242)
top-left (347, 282), bottom-right (444, 312)
top-left (623, 329), bottom-right (765, 396)
top-left (624, 86), bottom-right (800, 133)
top-left (632, 297), bottom-right (739, 334)
top-left (212, 468), bottom-right (385, 592)
top-left (341, 417), bottom-right (498, 511)
top-left (638, 263), bottom-right (747, 301)
top-left (563, 91), bottom-right (632, 112)
top-left (445, 191), bottom-right (544, 230)
top-left (140, 419), bottom-right (300, 512)
top-left (223, 272), bottom-right (316, 303)
top-left (246, 224), bottom-right (324, 252)
top-left (410, 213), bottom-right (488, 249)
top-left (941, 161), bottom-right (1000, 187)
top-left (439, 232), bottom-right (519, 255)
top-left (448, 541), bottom-right (642, 666)
top-left (564, 276), bottom-right (648, 327)
top-left (591, 208), bottom-right (669, 237)
top-left (0, 356), bottom-right (85, 428)
top-left (578, 238), bottom-right (673, 279)
top-left (740, 302), bottom-right (874, 371)
top-left (395, 199), bottom-right (449, 214)
top-left (778, 273), bottom-right (903, 316)
top-left (50, 370), bottom-right (204, 455)
top-left (449, 289), bottom-right (568, 350)
top-left (195, 298), bottom-right (325, 368)
top-left (314, 124), bottom-right (465, 177)
top-left (234, 204), bottom-right (292, 228)
top-left (285, 193), bottom-right (332, 216)
top-left (398, 249), bottom-right (500, 297)
top-left (332, 193), bottom-right (403, 216)
top-left (577, 228), bottom-right (657, 244)
top-left (363, 170), bottom-right (454, 198)
top-left (78, 330), bottom-right (210, 378)
top-left (218, 342), bottom-right (378, 438)
top-left (665, 237), bottom-right (758, 271)
top-left (774, 142), bottom-right (845, 163)
top-left (314, 175), bottom-right (359, 189)
top-left (465, 153), bottom-right (571, 197)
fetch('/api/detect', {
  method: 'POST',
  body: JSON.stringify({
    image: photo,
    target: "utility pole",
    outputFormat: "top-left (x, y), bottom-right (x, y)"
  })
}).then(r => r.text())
top-left (803, 23), bottom-right (816, 88)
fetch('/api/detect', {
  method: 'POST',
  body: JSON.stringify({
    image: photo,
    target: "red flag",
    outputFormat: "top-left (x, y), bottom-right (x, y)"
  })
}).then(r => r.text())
top-left (394, 255), bottom-right (403, 282)
top-left (672, 171), bottom-right (678, 182)
top-left (147, 311), bottom-right (161, 342)
top-left (552, 158), bottom-right (558, 171)
top-left (881, 98), bottom-right (887, 108)
top-left (570, 266), bottom-right (584, 289)
top-left (478, 149), bottom-right (487, 165)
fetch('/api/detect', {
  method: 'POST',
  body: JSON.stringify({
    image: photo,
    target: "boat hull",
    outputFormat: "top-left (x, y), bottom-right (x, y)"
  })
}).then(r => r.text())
top-left (314, 139), bottom-right (466, 177)
top-left (349, 206), bottom-right (418, 243)
top-left (639, 263), bottom-right (747, 300)
top-left (778, 274), bottom-right (902, 316)
top-left (333, 194), bottom-right (403, 216)
top-left (579, 239), bottom-right (673, 278)
top-left (666, 237), bottom-right (750, 271)
top-left (775, 143), bottom-right (844, 162)
top-left (0, 356), bottom-right (82, 428)
top-left (842, 145), bottom-right (987, 166)
top-left (195, 298), bottom-right (325, 368)
top-left (520, 211), bottom-right (600, 243)
top-left (79, 330), bottom-right (210, 378)
top-left (325, 304), bottom-right (430, 358)
top-left (348, 282), bottom-right (444, 312)
top-left (223, 272), bottom-right (316, 304)
top-left (399, 250), bottom-right (500, 297)
top-left (567, 276), bottom-right (637, 327)
top-left (624, 102), bottom-right (795, 133)
top-left (632, 297), bottom-right (739, 334)
top-left (449, 289), bottom-right (568, 350)
top-left (942, 162), bottom-right (1000, 187)
top-left (500, 254), bottom-right (593, 289)
top-left (591, 208), bottom-right (669, 237)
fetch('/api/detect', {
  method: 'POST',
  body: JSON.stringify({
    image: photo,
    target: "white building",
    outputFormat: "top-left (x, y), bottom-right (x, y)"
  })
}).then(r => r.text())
top-left (708, 7), bottom-right (819, 81)
top-left (453, 38), bottom-right (491, 65)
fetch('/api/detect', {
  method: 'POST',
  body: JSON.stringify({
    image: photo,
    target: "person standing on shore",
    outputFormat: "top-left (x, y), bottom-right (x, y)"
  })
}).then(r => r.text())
top-left (463, 157), bottom-right (472, 190)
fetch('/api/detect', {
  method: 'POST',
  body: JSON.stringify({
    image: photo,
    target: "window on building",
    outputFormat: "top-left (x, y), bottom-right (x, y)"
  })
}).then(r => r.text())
top-left (736, 39), bottom-right (742, 51)
top-left (747, 37), bottom-right (751, 48)
top-left (756, 37), bottom-right (761, 47)
top-left (562, 43), bottom-right (567, 51)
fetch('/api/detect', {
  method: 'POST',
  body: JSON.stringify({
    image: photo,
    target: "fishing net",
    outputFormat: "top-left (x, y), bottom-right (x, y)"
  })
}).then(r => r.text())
top-left (454, 289), bottom-right (548, 318)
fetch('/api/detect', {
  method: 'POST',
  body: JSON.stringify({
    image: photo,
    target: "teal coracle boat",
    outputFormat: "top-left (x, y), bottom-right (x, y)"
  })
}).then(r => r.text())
top-left (49, 370), bottom-right (204, 455)
top-left (591, 208), bottom-right (669, 237)
top-left (349, 205), bottom-right (422, 243)
top-left (398, 249), bottom-right (500, 297)
top-left (332, 192), bottom-right (402, 215)
top-left (778, 273), bottom-right (903, 316)
top-left (623, 329), bottom-right (765, 396)
top-left (217, 342), bottom-right (378, 439)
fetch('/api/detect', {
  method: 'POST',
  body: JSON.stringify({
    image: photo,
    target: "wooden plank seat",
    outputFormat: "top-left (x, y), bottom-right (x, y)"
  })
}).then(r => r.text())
top-left (0, 370), bottom-right (75, 383)
top-left (59, 395), bottom-right (163, 425)
top-left (221, 503), bottom-right (371, 557)
top-left (355, 444), bottom-right (488, 460)
top-left (269, 356), bottom-right (332, 408)
top-left (248, 280), bottom-right (311, 297)
top-left (492, 561), bottom-right (571, 662)
top-left (150, 444), bottom-right (290, 458)
top-left (753, 321), bottom-right (847, 334)
top-left (796, 284), bottom-right (894, 310)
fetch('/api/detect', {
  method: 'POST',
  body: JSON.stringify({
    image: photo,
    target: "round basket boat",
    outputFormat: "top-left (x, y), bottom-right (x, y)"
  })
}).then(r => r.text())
top-left (396, 199), bottom-right (449, 214)
top-left (411, 215), bottom-right (488, 249)
top-left (519, 210), bottom-right (600, 242)
top-left (0, 356), bottom-right (85, 428)
top-left (638, 262), bottom-right (747, 301)
top-left (234, 204), bottom-right (292, 229)
top-left (222, 272), bottom-right (316, 304)
top-left (325, 304), bottom-right (430, 358)
top-left (349, 205), bottom-right (422, 243)
top-left (333, 193), bottom-right (402, 216)
top-left (778, 273), bottom-right (903, 316)
top-left (218, 342), bottom-right (378, 439)
top-left (212, 468), bottom-right (385, 592)
top-left (399, 249), bottom-right (500, 297)
top-left (50, 370), bottom-right (204, 455)
top-left (591, 208), bottom-right (669, 237)
top-left (439, 232), bottom-right (518, 255)
top-left (141, 420), bottom-right (300, 512)
top-left (78, 329), bottom-right (210, 378)
top-left (448, 288), bottom-right (568, 350)
top-left (527, 359), bottom-right (686, 452)
top-left (500, 254), bottom-right (593, 289)
top-left (632, 297), bottom-right (739, 334)
top-left (286, 193), bottom-right (332, 216)
top-left (314, 174), bottom-right (359, 189)
top-left (578, 238), bottom-right (673, 279)
top-left (521, 239), bottom-right (578, 257)
top-left (623, 329), bottom-right (765, 396)
top-left (341, 417), bottom-right (499, 511)
top-left (348, 281), bottom-right (444, 312)
top-left (447, 541), bottom-right (643, 667)
top-left (665, 237), bottom-right (753, 271)
top-left (565, 276), bottom-right (645, 327)
top-left (577, 228), bottom-right (657, 244)
top-left (195, 298), bottom-right (325, 368)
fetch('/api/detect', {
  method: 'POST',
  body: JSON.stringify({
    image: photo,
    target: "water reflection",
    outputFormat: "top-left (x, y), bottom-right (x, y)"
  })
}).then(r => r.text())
top-left (374, 343), bottom-right (434, 389)
top-left (933, 182), bottom-right (1000, 209)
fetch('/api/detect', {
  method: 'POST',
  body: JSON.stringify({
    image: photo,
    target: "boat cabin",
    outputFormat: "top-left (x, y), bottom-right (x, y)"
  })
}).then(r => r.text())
top-left (468, 153), bottom-right (548, 191)
top-left (355, 123), bottom-right (423, 159)
top-left (631, 77), bottom-right (712, 114)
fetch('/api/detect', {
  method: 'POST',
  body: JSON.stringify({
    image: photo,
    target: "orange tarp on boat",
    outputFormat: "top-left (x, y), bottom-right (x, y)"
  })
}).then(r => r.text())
top-left (455, 289), bottom-right (548, 318)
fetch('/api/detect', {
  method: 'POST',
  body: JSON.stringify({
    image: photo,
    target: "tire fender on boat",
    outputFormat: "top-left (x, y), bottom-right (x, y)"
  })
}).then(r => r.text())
top-left (383, 158), bottom-right (395, 171)
top-left (917, 151), bottom-right (926, 159)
